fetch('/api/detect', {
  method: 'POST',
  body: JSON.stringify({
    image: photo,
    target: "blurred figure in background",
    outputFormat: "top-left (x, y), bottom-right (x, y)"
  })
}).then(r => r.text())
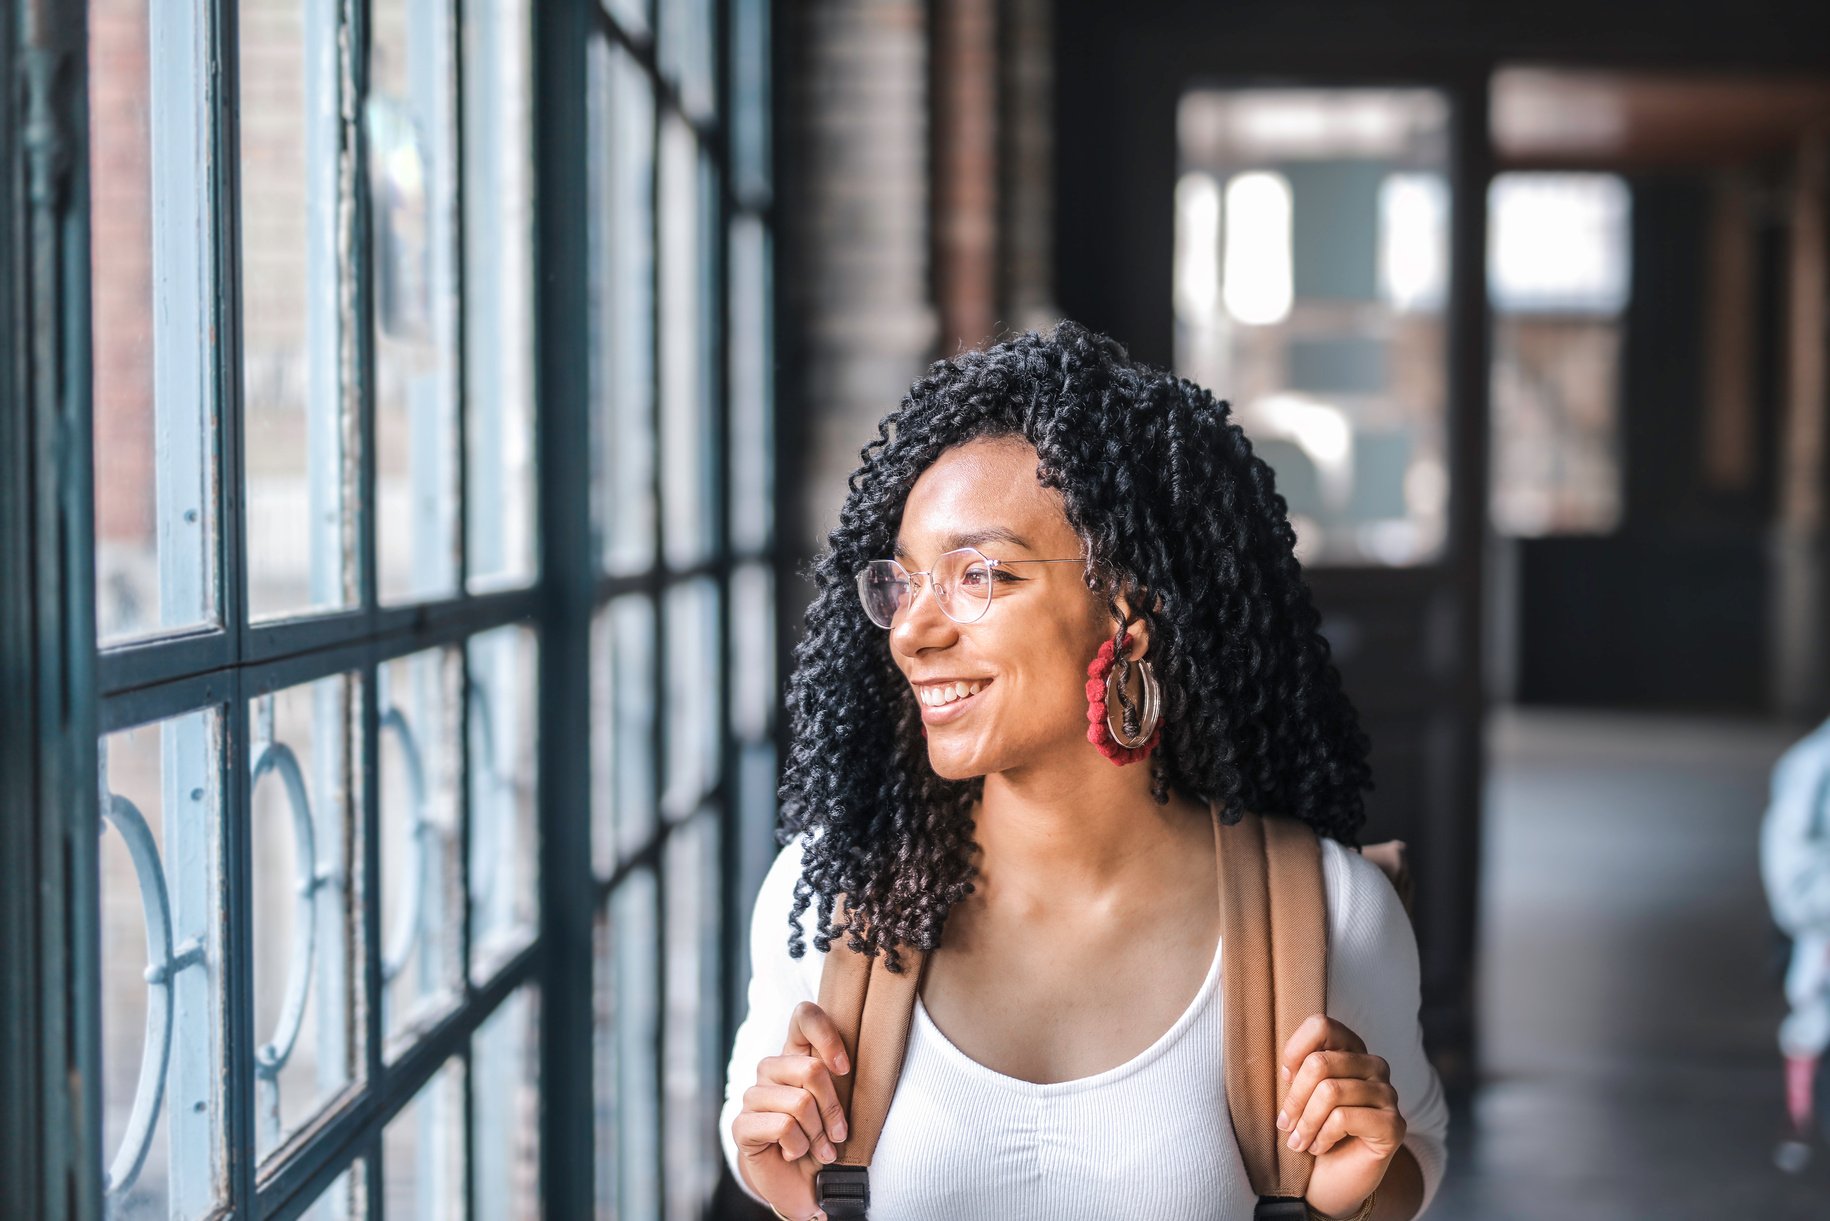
top-left (1760, 715), bottom-right (1830, 1172)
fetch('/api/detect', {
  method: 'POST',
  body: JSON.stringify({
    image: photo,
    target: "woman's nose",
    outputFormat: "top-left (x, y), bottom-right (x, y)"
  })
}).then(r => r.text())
top-left (891, 574), bottom-right (956, 651)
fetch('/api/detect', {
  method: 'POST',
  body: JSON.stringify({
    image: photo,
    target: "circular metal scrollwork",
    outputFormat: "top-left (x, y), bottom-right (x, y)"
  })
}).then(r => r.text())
top-left (100, 792), bottom-right (203, 1199)
top-left (379, 704), bottom-right (432, 985)
top-left (249, 740), bottom-right (320, 1080)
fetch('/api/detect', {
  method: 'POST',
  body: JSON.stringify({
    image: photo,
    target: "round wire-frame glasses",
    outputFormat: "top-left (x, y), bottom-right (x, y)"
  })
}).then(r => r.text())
top-left (855, 546), bottom-right (1085, 628)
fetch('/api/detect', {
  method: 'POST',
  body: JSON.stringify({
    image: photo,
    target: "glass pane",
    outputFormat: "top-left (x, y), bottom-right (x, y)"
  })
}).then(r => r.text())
top-left (730, 0), bottom-right (771, 200)
top-left (1489, 173), bottom-right (1631, 539)
top-left (730, 562), bottom-right (774, 740)
top-left (98, 709), bottom-right (223, 1216)
top-left (469, 624), bottom-right (538, 980)
top-left (301, 1160), bottom-right (366, 1221)
top-left (250, 674), bottom-right (361, 1162)
top-left (462, 0), bottom-right (537, 590)
top-left (663, 815), bottom-right (720, 1221)
top-left (595, 869), bottom-right (659, 1221)
top-left (90, 2), bottom-right (217, 644)
top-left (1174, 88), bottom-right (1453, 567)
top-left (657, 0), bottom-right (715, 122)
top-left (372, 0), bottom-right (460, 604)
top-left (728, 217), bottom-right (773, 555)
top-left (733, 739), bottom-right (777, 1002)
top-left (658, 115), bottom-right (718, 570)
top-left (242, 0), bottom-right (356, 618)
top-left (589, 37), bottom-right (658, 577)
top-left (382, 1059), bottom-right (466, 1219)
top-left (601, 0), bottom-right (650, 41)
top-left (379, 648), bottom-right (463, 1054)
top-left (474, 987), bottom-right (541, 1219)
top-left (662, 579), bottom-right (719, 819)
top-left (592, 596), bottom-right (657, 878)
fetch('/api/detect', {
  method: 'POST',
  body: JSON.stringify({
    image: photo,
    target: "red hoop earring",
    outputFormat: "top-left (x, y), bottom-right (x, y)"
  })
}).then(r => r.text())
top-left (1085, 638), bottom-right (1161, 766)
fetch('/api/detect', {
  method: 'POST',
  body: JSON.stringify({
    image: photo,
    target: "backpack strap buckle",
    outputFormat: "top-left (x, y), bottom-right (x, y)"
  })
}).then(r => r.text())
top-left (1254, 1197), bottom-right (1310, 1220)
top-left (815, 1165), bottom-right (870, 1218)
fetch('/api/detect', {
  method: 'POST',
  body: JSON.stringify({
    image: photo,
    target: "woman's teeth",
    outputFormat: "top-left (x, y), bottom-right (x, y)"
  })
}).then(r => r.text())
top-left (920, 680), bottom-right (988, 706)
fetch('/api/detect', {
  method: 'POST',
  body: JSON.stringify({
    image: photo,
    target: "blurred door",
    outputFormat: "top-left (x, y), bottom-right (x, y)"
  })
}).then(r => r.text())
top-left (1167, 83), bottom-right (1488, 1074)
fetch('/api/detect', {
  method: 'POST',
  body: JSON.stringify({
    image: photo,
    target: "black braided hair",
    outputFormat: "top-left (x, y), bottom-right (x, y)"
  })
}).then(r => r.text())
top-left (778, 320), bottom-right (1374, 973)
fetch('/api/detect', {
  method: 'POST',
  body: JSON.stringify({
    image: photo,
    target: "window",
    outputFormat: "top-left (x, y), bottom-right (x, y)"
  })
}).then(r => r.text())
top-left (1175, 87), bottom-right (1454, 568)
top-left (1488, 173), bottom-right (1632, 537)
top-left (34, 0), bottom-right (781, 1217)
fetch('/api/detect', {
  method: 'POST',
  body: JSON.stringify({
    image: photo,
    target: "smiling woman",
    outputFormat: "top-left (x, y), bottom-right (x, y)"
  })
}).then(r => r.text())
top-left (722, 320), bottom-right (1449, 1221)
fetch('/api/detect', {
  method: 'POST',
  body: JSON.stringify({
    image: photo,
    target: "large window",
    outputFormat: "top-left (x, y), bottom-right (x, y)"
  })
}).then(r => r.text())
top-left (69, 0), bottom-right (778, 1218)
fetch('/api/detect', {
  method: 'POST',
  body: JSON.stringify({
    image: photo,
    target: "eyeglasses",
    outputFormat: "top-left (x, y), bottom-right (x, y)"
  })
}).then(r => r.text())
top-left (855, 546), bottom-right (1085, 628)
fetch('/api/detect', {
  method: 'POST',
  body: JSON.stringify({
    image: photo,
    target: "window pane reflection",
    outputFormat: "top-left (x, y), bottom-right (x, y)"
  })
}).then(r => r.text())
top-left (90, 1), bottom-right (216, 644)
top-left (462, 0), bottom-right (537, 590)
top-left (469, 625), bottom-right (539, 979)
top-left (372, 0), bottom-right (460, 605)
top-left (380, 648), bottom-right (463, 1054)
top-left (662, 579), bottom-right (719, 819)
top-left (241, 0), bottom-right (355, 618)
top-left (592, 595), bottom-right (657, 877)
top-left (658, 114), bottom-right (718, 570)
top-left (729, 217), bottom-right (774, 555)
top-left (250, 674), bottom-right (361, 1163)
top-left (382, 1059), bottom-right (466, 1219)
top-left (589, 36), bottom-right (658, 577)
top-left (474, 988), bottom-right (541, 1219)
top-left (98, 709), bottom-right (223, 1216)
top-left (663, 815), bottom-right (720, 1221)
top-left (596, 869), bottom-right (659, 1221)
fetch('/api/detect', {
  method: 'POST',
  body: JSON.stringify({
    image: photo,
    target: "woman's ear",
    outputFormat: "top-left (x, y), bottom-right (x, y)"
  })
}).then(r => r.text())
top-left (1110, 587), bottom-right (1163, 663)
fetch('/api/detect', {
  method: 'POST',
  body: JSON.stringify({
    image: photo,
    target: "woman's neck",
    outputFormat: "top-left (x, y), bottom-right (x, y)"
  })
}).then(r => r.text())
top-left (964, 768), bottom-right (1214, 923)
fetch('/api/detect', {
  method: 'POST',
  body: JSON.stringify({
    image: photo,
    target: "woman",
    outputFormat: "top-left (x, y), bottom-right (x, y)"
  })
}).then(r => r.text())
top-left (720, 322), bottom-right (1450, 1219)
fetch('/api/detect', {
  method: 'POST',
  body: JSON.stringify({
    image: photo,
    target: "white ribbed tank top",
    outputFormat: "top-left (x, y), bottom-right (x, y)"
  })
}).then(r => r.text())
top-left (720, 832), bottom-right (1450, 1220)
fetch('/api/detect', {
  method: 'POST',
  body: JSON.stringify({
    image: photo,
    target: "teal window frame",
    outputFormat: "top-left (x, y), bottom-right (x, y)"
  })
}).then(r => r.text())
top-left (0, 0), bottom-right (783, 1217)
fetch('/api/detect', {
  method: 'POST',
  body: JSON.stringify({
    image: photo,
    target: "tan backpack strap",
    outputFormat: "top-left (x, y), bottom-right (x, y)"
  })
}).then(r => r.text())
top-left (1216, 804), bottom-right (1327, 1211)
top-left (813, 893), bottom-right (926, 1218)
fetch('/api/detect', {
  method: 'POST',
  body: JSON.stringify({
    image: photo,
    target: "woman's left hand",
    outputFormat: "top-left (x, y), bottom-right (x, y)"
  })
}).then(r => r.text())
top-left (1277, 1013), bottom-right (1406, 1220)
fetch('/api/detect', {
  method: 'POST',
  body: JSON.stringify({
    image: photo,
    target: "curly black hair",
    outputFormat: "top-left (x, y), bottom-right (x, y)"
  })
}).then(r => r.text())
top-left (778, 319), bottom-right (1374, 973)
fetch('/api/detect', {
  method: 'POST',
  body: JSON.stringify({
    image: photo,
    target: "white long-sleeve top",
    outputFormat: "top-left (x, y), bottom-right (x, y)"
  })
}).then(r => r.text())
top-left (721, 828), bottom-right (1452, 1220)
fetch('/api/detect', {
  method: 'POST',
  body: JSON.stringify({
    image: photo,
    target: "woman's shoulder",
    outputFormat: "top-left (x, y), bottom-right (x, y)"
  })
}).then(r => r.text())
top-left (747, 830), bottom-right (829, 1000)
top-left (1316, 835), bottom-right (1415, 960)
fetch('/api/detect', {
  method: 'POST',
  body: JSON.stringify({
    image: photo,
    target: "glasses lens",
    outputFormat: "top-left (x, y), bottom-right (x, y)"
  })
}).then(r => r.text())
top-left (935, 549), bottom-right (992, 623)
top-left (857, 561), bottom-right (909, 628)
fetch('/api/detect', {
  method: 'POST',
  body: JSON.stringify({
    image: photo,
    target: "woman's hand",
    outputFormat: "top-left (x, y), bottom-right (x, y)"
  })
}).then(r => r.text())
top-left (1277, 1013), bottom-right (1407, 1220)
top-left (730, 1001), bottom-right (853, 1221)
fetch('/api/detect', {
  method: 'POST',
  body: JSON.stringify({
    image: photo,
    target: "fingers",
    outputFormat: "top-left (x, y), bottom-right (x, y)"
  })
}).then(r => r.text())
top-left (1278, 1076), bottom-right (1398, 1154)
top-left (757, 1053), bottom-right (849, 1145)
top-left (1279, 1013), bottom-right (1367, 1084)
top-left (784, 1001), bottom-right (852, 1080)
top-left (1300, 1105), bottom-right (1408, 1159)
top-left (741, 1083), bottom-right (843, 1163)
top-left (732, 1106), bottom-right (819, 1162)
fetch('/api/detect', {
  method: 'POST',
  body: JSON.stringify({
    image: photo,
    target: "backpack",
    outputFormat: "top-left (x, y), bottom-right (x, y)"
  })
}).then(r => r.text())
top-left (810, 801), bottom-right (1413, 1220)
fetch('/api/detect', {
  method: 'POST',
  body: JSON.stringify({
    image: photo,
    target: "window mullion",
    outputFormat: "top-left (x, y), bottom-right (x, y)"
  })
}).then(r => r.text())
top-left (211, 0), bottom-right (260, 1210)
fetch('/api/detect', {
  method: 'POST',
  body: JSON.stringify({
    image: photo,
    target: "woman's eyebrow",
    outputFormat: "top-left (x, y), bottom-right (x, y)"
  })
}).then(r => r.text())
top-left (891, 527), bottom-right (1034, 560)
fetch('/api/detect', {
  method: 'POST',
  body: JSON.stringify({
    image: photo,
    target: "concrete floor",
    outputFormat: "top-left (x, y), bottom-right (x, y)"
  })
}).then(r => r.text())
top-left (1428, 706), bottom-right (1830, 1219)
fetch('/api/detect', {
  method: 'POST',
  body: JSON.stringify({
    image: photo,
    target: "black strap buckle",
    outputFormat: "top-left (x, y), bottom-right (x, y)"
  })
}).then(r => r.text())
top-left (1255, 1197), bottom-right (1309, 1220)
top-left (815, 1165), bottom-right (870, 1219)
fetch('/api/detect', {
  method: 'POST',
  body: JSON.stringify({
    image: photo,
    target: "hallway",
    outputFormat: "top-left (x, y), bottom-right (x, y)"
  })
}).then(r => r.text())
top-left (1432, 707), bottom-right (1829, 1218)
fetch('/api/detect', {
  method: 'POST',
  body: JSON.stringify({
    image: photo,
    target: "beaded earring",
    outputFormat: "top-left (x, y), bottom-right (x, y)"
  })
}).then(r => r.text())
top-left (1085, 637), bottom-right (1162, 765)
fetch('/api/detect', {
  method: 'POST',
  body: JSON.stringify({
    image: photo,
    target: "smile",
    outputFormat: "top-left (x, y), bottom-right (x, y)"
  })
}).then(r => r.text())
top-left (916, 678), bottom-right (992, 723)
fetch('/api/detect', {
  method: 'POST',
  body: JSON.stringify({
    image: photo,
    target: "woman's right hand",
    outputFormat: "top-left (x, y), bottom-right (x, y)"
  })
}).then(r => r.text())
top-left (731, 1000), bottom-right (853, 1221)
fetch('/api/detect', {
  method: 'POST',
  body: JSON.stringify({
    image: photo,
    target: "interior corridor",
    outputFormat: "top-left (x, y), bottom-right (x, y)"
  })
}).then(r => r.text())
top-left (1431, 706), bottom-right (1827, 1218)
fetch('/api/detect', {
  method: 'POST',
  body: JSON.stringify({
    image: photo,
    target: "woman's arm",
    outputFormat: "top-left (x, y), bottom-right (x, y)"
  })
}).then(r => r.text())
top-left (1309, 839), bottom-right (1451, 1217)
top-left (720, 835), bottom-right (821, 1206)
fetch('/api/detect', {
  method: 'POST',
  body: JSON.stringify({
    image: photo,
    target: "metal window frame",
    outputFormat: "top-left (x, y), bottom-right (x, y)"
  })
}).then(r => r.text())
top-left (4, 0), bottom-right (783, 1217)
